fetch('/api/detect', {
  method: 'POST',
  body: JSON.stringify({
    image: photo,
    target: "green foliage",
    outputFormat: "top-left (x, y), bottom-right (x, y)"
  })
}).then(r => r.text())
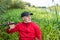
top-left (10, 0), bottom-right (25, 9)
top-left (0, 0), bottom-right (10, 14)
top-left (0, 0), bottom-right (26, 14)
top-left (0, 8), bottom-right (60, 40)
top-left (49, 4), bottom-right (60, 11)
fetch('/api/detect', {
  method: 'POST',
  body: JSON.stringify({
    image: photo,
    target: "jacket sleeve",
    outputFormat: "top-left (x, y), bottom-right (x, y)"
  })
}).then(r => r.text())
top-left (34, 24), bottom-right (42, 40)
top-left (6, 24), bottom-right (19, 34)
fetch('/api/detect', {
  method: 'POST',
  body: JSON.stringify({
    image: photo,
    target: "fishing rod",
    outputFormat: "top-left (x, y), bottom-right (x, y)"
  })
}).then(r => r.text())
top-left (0, 22), bottom-right (17, 26)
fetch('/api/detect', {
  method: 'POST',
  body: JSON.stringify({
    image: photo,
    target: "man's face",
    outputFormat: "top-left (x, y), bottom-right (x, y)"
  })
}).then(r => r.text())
top-left (22, 15), bottom-right (31, 23)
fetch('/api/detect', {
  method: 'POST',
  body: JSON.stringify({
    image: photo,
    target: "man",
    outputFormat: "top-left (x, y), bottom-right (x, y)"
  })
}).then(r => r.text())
top-left (6, 11), bottom-right (42, 40)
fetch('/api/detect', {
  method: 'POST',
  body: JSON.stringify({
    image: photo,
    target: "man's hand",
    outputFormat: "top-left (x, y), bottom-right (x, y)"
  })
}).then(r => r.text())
top-left (8, 22), bottom-right (15, 30)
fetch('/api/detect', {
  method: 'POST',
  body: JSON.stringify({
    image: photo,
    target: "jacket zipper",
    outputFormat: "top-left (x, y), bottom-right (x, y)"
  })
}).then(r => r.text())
top-left (26, 23), bottom-right (28, 40)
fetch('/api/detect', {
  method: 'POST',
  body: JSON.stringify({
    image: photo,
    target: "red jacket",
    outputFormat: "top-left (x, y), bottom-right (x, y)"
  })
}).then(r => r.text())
top-left (6, 22), bottom-right (42, 40)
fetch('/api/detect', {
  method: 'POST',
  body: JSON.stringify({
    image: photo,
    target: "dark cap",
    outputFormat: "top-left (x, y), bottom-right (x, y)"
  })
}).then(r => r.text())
top-left (21, 11), bottom-right (33, 17)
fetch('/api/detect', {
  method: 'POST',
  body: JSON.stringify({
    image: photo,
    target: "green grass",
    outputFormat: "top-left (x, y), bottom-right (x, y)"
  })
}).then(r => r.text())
top-left (0, 8), bottom-right (60, 40)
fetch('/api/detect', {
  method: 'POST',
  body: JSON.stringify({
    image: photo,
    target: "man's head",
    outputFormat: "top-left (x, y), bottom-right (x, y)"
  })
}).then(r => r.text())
top-left (21, 11), bottom-right (33, 23)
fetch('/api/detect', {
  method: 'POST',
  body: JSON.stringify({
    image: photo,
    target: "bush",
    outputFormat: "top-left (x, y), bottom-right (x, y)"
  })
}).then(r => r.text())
top-left (0, 0), bottom-right (26, 14)
top-left (0, 0), bottom-right (10, 14)
top-left (10, 0), bottom-right (25, 9)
